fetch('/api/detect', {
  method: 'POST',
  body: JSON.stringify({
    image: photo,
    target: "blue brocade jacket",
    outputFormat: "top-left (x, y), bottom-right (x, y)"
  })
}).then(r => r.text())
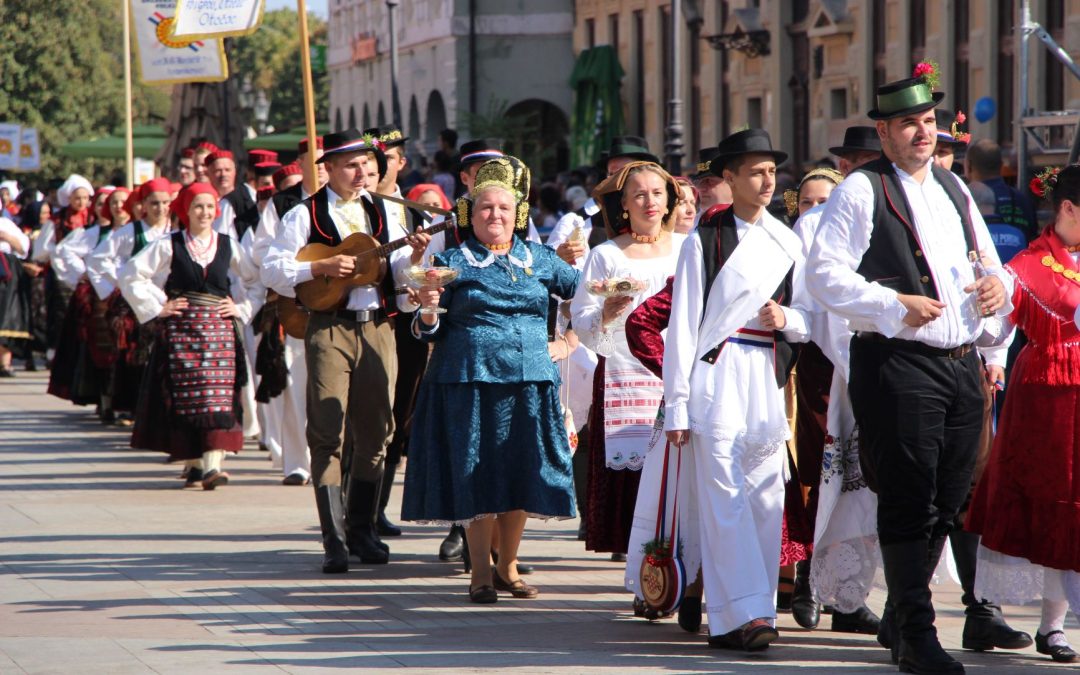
top-left (416, 237), bottom-right (579, 385)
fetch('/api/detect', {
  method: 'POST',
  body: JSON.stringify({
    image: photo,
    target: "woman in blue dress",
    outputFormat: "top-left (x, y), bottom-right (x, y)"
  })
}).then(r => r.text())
top-left (402, 156), bottom-right (579, 603)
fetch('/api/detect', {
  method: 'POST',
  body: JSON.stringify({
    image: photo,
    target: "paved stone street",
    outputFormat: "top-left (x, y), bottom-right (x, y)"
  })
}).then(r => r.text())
top-left (0, 371), bottom-right (1072, 673)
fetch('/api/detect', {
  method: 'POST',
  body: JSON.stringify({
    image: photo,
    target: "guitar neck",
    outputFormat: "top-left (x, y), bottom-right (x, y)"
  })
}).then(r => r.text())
top-left (373, 220), bottom-right (453, 257)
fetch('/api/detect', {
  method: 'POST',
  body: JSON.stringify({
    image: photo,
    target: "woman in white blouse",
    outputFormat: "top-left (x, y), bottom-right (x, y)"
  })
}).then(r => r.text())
top-left (569, 162), bottom-right (687, 598)
top-left (119, 183), bottom-right (264, 490)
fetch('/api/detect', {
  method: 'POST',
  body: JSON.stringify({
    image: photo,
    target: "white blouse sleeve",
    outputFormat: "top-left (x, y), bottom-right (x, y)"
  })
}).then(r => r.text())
top-left (662, 234), bottom-right (705, 432)
top-left (54, 227), bottom-right (95, 288)
top-left (31, 221), bottom-right (56, 263)
top-left (87, 225), bottom-right (133, 299)
top-left (118, 236), bottom-right (172, 324)
top-left (569, 244), bottom-right (617, 357)
top-left (229, 239), bottom-right (265, 325)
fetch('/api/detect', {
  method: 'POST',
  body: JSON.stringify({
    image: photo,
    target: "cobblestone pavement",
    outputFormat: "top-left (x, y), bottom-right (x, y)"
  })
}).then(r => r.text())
top-left (0, 371), bottom-right (1073, 673)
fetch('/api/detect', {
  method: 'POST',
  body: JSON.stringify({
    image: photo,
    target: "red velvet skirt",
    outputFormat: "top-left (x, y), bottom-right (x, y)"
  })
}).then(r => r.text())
top-left (967, 356), bottom-right (1080, 572)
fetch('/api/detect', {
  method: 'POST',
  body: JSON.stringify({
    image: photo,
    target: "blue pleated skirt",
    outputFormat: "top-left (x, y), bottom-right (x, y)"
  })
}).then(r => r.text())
top-left (401, 380), bottom-right (577, 524)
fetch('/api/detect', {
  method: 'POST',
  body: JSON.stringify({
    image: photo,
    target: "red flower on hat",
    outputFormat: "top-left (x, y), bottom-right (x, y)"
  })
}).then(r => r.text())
top-left (912, 61), bottom-right (940, 90)
top-left (955, 110), bottom-right (967, 125)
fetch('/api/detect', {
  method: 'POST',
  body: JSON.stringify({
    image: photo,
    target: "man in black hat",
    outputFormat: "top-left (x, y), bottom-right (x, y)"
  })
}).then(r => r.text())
top-left (806, 73), bottom-right (1013, 674)
top-left (689, 146), bottom-right (732, 220)
top-left (362, 124), bottom-right (435, 537)
top-left (548, 135), bottom-right (660, 269)
top-left (664, 128), bottom-right (811, 652)
top-left (932, 109), bottom-right (968, 173)
top-left (263, 128), bottom-right (428, 574)
top-left (829, 126), bottom-right (883, 176)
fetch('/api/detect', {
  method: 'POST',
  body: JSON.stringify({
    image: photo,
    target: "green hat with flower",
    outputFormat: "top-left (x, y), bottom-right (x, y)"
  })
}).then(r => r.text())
top-left (867, 61), bottom-right (946, 120)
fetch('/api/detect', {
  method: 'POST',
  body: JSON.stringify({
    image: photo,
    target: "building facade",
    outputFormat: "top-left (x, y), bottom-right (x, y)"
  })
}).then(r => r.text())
top-left (327, 0), bottom-right (576, 177)
top-left (574, 0), bottom-right (1080, 172)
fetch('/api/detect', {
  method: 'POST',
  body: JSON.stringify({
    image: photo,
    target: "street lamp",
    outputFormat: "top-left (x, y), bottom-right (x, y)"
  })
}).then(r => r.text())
top-left (386, 0), bottom-right (402, 128)
top-left (664, 0), bottom-right (685, 174)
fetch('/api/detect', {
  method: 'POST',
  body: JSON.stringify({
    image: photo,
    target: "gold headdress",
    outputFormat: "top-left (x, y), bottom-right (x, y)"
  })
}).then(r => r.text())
top-left (784, 167), bottom-right (844, 219)
top-left (454, 156), bottom-right (532, 233)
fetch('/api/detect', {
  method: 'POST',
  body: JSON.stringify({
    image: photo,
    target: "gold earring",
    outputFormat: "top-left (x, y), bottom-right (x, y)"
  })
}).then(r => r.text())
top-left (622, 210), bottom-right (629, 220)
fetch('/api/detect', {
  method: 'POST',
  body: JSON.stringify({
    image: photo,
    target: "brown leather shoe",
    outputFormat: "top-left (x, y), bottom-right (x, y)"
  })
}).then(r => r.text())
top-left (708, 619), bottom-right (779, 651)
top-left (492, 567), bottom-right (539, 598)
top-left (741, 618), bottom-right (780, 651)
top-left (468, 584), bottom-right (498, 604)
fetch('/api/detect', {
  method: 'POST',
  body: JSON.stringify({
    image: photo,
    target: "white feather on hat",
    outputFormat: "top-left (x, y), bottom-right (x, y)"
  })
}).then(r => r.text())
top-left (57, 174), bottom-right (93, 208)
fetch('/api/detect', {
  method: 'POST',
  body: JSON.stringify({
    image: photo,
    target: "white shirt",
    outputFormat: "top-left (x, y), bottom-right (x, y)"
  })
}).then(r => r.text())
top-left (263, 186), bottom-right (413, 312)
top-left (86, 220), bottom-right (172, 300)
top-left (118, 233), bottom-right (264, 325)
top-left (806, 160), bottom-right (1013, 350)
top-left (214, 183), bottom-right (258, 254)
top-left (663, 211), bottom-right (812, 432)
top-left (54, 224), bottom-right (111, 289)
top-left (31, 220), bottom-right (57, 263)
top-left (0, 217), bottom-right (29, 259)
top-left (545, 198), bottom-right (602, 271)
top-left (257, 182), bottom-right (313, 282)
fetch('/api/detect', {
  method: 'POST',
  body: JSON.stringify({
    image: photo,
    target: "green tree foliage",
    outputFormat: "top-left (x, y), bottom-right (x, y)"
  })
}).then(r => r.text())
top-left (0, 0), bottom-right (170, 182)
top-left (228, 9), bottom-right (329, 133)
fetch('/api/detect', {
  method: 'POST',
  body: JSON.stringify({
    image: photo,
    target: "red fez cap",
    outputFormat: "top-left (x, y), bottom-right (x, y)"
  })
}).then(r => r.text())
top-left (298, 136), bottom-right (324, 155)
top-left (195, 141), bottom-right (219, 154)
top-left (248, 149), bottom-right (278, 165)
top-left (205, 150), bottom-right (235, 166)
top-left (181, 148), bottom-right (195, 159)
top-left (256, 186), bottom-right (275, 201)
top-left (253, 161), bottom-right (282, 177)
top-left (273, 162), bottom-right (302, 189)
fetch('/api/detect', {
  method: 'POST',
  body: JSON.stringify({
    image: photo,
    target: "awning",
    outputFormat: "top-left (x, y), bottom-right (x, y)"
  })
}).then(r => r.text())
top-left (568, 45), bottom-right (625, 168)
top-left (244, 123), bottom-right (331, 153)
top-left (60, 125), bottom-right (167, 159)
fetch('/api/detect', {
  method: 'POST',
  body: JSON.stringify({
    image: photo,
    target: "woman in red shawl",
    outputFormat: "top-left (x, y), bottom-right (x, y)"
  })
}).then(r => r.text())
top-left (966, 164), bottom-right (1080, 663)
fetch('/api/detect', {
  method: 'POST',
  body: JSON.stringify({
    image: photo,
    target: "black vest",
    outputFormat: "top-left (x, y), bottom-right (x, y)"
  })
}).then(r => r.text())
top-left (165, 231), bottom-right (232, 298)
top-left (222, 186), bottom-right (259, 241)
top-left (696, 206), bottom-right (797, 388)
top-left (854, 158), bottom-right (977, 299)
top-left (272, 183), bottom-right (304, 220)
top-left (302, 188), bottom-right (398, 316)
top-left (131, 220), bottom-right (149, 256)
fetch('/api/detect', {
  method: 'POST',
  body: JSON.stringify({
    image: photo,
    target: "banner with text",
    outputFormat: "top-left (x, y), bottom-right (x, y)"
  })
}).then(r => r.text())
top-left (132, 0), bottom-right (228, 85)
top-left (0, 124), bottom-right (20, 170)
top-left (18, 127), bottom-right (40, 172)
top-left (171, 0), bottom-right (264, 40)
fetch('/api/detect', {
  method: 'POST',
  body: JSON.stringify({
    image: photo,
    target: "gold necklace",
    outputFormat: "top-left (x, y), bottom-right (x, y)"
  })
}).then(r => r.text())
top-left (1041, 254), bottom-right (1080, 283)
top-left (484, 241), bottom-right (512, 251)
top-left (629, 230), bottom-right (661, 244)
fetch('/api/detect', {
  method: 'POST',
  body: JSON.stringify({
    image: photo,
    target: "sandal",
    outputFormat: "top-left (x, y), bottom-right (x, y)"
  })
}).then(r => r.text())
top-left (468, 584), bottom-right (498, 604)
top-left (492, 566), bottom-right (539, 598)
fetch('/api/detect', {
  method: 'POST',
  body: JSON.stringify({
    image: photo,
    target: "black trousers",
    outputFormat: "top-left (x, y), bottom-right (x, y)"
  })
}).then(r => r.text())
top-left (386, 312), bottom-right (428, 466)
top-left (849, 337), bottom-right (984, 546)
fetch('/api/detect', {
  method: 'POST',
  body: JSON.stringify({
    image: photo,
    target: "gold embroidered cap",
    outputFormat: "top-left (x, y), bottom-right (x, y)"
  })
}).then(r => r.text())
top-left (455, 156), bottom-right (532, 232)
top-left (784, 167), bottom-right (844, 219)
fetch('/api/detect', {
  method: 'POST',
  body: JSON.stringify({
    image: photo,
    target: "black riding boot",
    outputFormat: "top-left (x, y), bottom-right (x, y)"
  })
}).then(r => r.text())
top-left (949, 529), bottom-right (1032, 651)
top-left (376, 462), bottom-right (402, 537)
top-left (791, 558), bottom-right (821, 629)
top-left (346, 477), bottom-right (390, 564)
top-left (882, 541), bottom-right (964, 674)
top-left (314, 485), bottom-right (349, 574)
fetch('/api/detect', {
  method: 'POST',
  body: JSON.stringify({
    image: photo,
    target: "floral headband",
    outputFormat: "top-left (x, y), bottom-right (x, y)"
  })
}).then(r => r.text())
top-left (784, 167), bottom-right (843, 218)
top-left (1030, 166), bottom-right (1061, 199)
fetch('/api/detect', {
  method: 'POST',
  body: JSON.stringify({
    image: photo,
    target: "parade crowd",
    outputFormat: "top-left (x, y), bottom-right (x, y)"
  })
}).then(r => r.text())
top-left (1, 65), bottom-right (1079, 674)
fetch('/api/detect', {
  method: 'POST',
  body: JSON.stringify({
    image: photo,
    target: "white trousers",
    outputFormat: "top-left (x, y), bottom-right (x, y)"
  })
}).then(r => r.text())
top-left (240, 324), bottom-right (260, 438)
top-left (270, 335), bottom-right (311, 478)
top-left (693, 429), bottom-right (786, 636)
